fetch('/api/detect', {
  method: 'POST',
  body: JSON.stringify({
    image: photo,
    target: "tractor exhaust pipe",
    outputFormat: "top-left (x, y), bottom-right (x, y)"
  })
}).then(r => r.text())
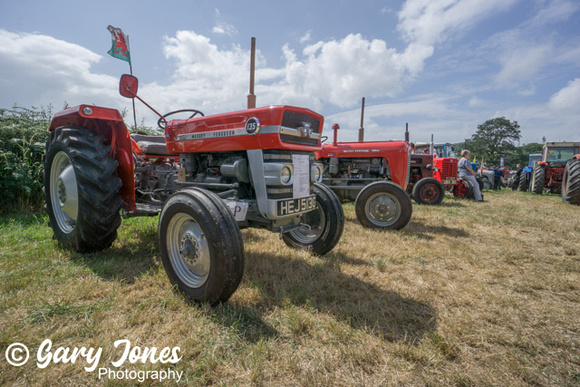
top-left (358, 97), bottom-right (365, 142)
top-left (247, 37), bottom-right (256, 109)
top-left (405, 123), bottom-right (409, 142)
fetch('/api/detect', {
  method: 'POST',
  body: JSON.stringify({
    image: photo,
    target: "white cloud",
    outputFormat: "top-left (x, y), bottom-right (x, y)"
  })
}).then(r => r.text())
top-left (299, 31), bottom-right (312, 44)
top-left (0, 29), bottom-right (118, 108)
top-left (396, 0), bottom-right (519, 77)
top-left (397, 0), bottom-right (518, 46)
top-left (548, 78), bottom-right (580, 113)
top-left (261, 34), bottom-right (406, 109)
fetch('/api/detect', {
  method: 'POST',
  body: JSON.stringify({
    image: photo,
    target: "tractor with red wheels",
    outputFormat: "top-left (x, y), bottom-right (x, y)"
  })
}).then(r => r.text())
top-left (315, 119), bottom-right (413, 230)
top-left (530, 142), bottom-right (580, 201)
top-left (43, 74), bottom-right (344, 304)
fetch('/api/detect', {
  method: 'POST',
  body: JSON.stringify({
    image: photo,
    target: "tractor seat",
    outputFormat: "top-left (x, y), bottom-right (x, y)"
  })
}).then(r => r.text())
top-left (131, 134), bottom-right (176, 156)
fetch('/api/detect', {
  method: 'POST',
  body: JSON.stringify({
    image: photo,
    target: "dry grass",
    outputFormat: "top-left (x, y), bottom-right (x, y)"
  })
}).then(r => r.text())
top-left (1, 190), bottom-right (579, 386)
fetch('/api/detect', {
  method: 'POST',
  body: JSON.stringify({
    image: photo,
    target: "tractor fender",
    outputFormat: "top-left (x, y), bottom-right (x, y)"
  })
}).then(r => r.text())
top-left (49, 105), bottom-right (136, 211)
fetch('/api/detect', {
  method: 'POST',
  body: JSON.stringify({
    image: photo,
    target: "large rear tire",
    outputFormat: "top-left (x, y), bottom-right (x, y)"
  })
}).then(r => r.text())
top-left (158, 188), bottom-right (245, 304)
top-left (412, 177), bottom-right (445, 205)
top-left (518, 173), bottom-right (530, 192)
top-left (562, 160), bottom-right (580, 205)
top-left (43, 127), bottom-right (122, 252)
top-left (282, 183), bottom-right (344, 255)
top-left (531, 165), bottom-right (545, 194)
top-left (354, 181), bottom-right (412, 230)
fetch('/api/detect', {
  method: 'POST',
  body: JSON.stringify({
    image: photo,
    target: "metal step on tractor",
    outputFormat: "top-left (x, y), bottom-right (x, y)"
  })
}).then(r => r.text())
top-left (530, 142), bottom-right (580, 203)
top-left (43, 73), bottom-right (345, 304)
top-left (314, 98), bottom-right (413, 230)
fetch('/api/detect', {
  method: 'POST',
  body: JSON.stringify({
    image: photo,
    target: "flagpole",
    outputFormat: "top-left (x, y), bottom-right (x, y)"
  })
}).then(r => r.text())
top-left (127, 34), bottom-right (138, 133)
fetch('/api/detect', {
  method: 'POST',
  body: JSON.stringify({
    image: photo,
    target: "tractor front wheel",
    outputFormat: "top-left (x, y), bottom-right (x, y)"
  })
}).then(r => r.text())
top-left (562, 160), bottom-right (580, 205)
top-left (531, 165), bottom-right (545, 194)
top-left (43, 127), bottom-right (122, 252)
top-left (159, 188), bottom-right (245, 304)
top-left (412, 177), bottom-right (445, 205)
top-left (282, 183), bottom-right (344, 255)
top-left (354, 181), bottom-right (412, 230)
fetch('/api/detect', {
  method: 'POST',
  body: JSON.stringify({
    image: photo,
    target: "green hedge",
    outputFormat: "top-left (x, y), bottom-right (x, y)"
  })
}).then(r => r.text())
top-left (0, 106), bottom-right (52, 213)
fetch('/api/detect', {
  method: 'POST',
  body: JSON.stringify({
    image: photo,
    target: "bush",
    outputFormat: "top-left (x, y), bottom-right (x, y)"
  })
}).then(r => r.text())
top-left (0, 106), bottom-right (52, 213)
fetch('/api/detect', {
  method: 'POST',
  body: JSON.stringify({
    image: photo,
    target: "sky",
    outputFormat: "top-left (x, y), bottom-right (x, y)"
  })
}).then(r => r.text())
top-left (0, 0), bottom-right (579, 145)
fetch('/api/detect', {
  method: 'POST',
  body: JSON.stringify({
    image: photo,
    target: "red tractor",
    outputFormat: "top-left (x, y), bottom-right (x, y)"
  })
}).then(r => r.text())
top-left (408, 141), bottom-right (462, 203)
top-left (315, 121), bottom-right (413, 230)
top-left (43, 74), bottom-right (344, 304)
top-left (531, 142), bottom-right (580, 199)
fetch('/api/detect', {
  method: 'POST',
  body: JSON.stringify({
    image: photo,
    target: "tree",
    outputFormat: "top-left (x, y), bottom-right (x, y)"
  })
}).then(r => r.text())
top-left (468, 117), bottom-right (521, 166)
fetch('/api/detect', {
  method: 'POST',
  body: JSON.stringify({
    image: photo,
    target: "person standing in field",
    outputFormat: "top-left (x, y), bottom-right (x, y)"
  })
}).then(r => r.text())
top-left (458, 150), bottom-right (483, 202)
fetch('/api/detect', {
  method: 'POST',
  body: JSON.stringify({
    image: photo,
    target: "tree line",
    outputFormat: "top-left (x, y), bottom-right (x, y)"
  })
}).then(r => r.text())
top-left (456, 116), bottom-right (543, 168)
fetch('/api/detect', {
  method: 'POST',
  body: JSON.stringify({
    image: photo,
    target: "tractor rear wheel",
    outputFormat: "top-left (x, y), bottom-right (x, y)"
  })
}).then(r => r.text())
top-left (412, 177), bottom-right (444, 205)
top-left (453, 179), bottom-right (473, 199)
top-left (282, 183), bottom-right (344, 255)
top-left (562, 160), bottom-right (580, 205)
top-left (354, 181), bottom-right (412, 230)
top-left (531, 165), bottom-right (545, 194)
top-left (158, 188), bottom-right (245, 304)
top-left (43, 127), bottom-right (122, 252)
top-left (518, 173), bottom-right (530, 192)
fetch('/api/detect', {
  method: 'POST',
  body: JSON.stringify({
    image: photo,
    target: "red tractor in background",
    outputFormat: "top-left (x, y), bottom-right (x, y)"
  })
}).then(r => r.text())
top-left (531, 142), bottom-right (579, 194)
top-left (43, 74), bottom-right (344, 304)
top-left (315, 98), bottom-right (412, 230)
top-left (316, 123), bottom-right (412, 230)
top-left (407, 140), bottom-right (467, 203)
top-left (530, 141), bottom-right (580, 204)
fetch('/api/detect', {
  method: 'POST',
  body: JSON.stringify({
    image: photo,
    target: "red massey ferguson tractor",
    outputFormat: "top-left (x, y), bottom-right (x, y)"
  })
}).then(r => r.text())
top-left (530, 142), bottom-right (580, 204)
top-left (408, 151), bottom-right (459, 204)
top-left (315, 123), bottom-right (413, 230)
top-left (43, 74), bottom-right (344, 304)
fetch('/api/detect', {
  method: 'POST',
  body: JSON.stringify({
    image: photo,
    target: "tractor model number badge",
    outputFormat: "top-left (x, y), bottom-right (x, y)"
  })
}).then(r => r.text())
top-left (245, 117), bottom-right (260, 135)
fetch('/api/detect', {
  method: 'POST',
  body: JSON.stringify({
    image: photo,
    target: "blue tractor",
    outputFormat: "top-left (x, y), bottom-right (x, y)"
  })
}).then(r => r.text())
top-left (517, 153), bottom-right (542, 191)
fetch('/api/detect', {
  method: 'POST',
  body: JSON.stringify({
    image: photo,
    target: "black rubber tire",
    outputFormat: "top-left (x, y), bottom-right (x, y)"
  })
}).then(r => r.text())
top-left (354, 181), bottom-right (412, 230)
top-left (158, 188), bottom-right (245, 304)
top-left (531, 165), bottom-right (545, 194)
top-left (412, 177), bottom-right (445, 205)
top-left (562, 160), bottom-right (580, 205)
top-left (43, 127), bottom-right (122, 252)
top-left (282, 183), bottom-right (344, 255)
top-left (518, 173), bottom-right (530, 192)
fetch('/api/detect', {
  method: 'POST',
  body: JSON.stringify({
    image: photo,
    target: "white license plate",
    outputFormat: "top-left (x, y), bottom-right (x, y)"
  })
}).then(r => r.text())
top-left (277, 195), bottom-right (316, 216)
top-left (444, 177), bottom-right (457, 185)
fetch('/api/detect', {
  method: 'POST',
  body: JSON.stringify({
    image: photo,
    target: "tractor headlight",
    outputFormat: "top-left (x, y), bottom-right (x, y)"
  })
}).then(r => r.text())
top-left (281, 165), bottom-right (292, 184)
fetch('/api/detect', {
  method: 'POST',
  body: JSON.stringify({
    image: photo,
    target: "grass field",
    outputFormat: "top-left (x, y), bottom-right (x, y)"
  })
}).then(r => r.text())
top-left (1, 189), bottom-right (579, 386)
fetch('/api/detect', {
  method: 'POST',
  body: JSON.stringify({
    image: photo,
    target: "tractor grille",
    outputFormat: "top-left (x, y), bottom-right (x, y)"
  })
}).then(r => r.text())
top-left (263, 150), bottom-right (314, 199)
top-left (440, 159), bottom-right (458, 178)
top-left (279, 111), bottom-right (321, 146)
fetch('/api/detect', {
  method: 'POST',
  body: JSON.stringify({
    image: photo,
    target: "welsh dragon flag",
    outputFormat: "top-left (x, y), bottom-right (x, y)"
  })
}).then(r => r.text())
top-left (107, 25), bottom-right (131, 64)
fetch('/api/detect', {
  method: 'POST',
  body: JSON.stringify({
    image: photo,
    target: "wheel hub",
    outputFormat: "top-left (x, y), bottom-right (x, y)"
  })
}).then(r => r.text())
top-left (180, 232), bottom-right (201, 266)
top-left (372, 196), bottom-right (396, 220)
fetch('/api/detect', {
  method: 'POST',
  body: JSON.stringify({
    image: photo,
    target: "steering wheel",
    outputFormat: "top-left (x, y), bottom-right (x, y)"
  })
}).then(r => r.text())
top-left (158, 109), bottom-right (204, 129)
